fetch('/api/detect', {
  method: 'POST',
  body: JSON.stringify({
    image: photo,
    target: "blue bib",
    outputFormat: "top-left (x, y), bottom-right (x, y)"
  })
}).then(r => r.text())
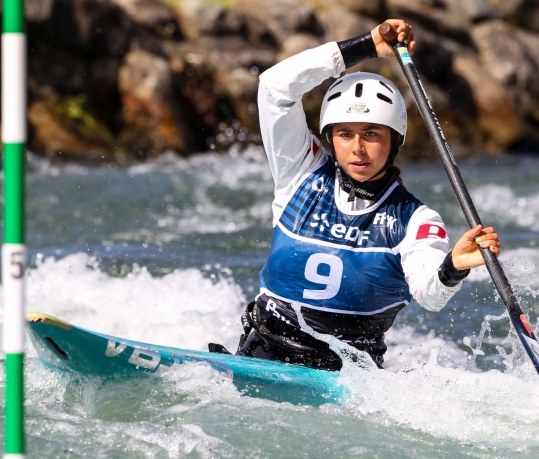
top-left (260, 158), bottom-right (423, 315)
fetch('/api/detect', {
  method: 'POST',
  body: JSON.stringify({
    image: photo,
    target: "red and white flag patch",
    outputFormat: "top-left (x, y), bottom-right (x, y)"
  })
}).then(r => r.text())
top-left (416, 224), bottom-right (447, 240)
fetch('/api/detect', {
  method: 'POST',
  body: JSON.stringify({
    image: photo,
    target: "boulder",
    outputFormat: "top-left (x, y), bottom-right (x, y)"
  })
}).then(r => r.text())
top-left (111, 0), bottom-right (182, 39)
top-left (444, 0), bottom-right (498, 23)
top-left (233, 0), bottom-right (323, 45)
top-left (471, 20), bottom-right (529, 87)
top-left (20, 0), bottom-right (539, 157)
top-left (485, 0), bottom-right (525, 18)
top-left (178, 0), bottom-right (243, 39)
top-left (26, 0), bottom-right (56, 23)
top-left (316, 6), bottom-right (377, 43)
top-left (516, 29), bottom-right (539, 98)
top-left (513, 30), bottom-right (539, 129)
top-left (118, 50), bottom-right (193, 155)
top-left (487, 0), bottom-right (539, 31)
top-left (514, 0), bottom-right (539, 32)
top-left (165, 36), bottom-right (276, 130)
top-left (166, 36), bottom-right (276, 75)
top-left (387, 0), bottom-right (474, 44)
top-left (39, 0), bottom-right (134, 56)
top-left (277, 33), bottom-right (322, 61)
top-left (28, 41), bottom-right (89, 98)
top-left (28, 96), bottom-right (115, 157)
top-left (452, 53), bottom-right (524, 150)
top-left (338, 0), bottom-right (387, 20)
top-left (164, 37), bottom-right (276, 74)
top-left (473, 23), bottom-right (539, 140)
top-left (219, 68), bottom-right (260, 130)
top-left (28, 40), bottom-right (122, 105)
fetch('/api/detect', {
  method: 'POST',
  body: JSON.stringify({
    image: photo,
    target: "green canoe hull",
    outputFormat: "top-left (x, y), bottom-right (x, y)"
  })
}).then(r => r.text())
top-left (26, 312), bottom-right (347, 406)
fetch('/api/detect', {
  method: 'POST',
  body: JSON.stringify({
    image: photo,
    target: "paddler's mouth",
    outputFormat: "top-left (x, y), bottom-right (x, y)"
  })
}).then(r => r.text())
top-left (349, 161), bottom-right (370, 171)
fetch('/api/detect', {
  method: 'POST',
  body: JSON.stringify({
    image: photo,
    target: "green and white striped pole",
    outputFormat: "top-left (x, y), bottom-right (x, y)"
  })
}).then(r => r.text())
top-left (2, 0), bottom-right (26, 457)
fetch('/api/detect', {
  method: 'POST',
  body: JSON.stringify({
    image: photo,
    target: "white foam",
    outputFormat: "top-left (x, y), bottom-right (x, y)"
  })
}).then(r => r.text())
top-left (471, 183), bottom-right (539, 230)
top-left (341, 356), bottom-right (539, 446)
top-left (467, 247), bottom-right (539, 288)
top-left (384, 327), bottom-right (469, 372)
top-left (16, 253), bottom-right (246, 356)
top-left (6, 253), bottom-right (539, 454)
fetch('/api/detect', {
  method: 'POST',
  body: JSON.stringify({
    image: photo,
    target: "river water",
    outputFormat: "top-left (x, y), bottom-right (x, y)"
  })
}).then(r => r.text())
top-left (1, 146), bottom-right (539, 458)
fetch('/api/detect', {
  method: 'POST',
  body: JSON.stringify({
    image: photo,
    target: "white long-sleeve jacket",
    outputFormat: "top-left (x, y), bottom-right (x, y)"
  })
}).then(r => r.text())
top-left (258, 41), bottom-right (462, 312)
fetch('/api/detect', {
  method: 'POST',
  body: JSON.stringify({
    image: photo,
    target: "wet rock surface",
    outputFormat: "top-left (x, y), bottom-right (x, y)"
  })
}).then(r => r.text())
top-left (11, 0), bottom-right (539, 160)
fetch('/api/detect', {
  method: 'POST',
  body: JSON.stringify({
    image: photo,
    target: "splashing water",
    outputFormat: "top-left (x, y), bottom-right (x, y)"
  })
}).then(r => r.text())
top-left (3, 151), bottom-right (539, 457)
top-left (290, 301), bottom-right (378, 372)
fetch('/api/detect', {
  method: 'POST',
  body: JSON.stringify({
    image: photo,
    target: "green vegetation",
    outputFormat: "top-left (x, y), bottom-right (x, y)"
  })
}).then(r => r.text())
top-left (55, 94), bottom-right (116, 147)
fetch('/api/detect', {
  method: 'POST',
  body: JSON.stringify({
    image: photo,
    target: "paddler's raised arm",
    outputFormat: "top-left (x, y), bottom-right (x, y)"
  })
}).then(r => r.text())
top-left (257, 42), bottom-right (345, 191)
top-left (258, 20), bottom-right (415, 193)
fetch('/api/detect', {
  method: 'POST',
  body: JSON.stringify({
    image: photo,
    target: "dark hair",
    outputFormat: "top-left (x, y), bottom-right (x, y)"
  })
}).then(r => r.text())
top-left (387, 165), bottom-right (403, 185)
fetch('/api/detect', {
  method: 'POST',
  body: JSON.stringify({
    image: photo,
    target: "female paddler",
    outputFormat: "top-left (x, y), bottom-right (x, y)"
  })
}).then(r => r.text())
top-left (224, 19), bottom-right (500, 369)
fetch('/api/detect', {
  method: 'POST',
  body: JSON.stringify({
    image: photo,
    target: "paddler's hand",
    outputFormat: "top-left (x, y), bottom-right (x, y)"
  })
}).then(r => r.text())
top-left (371, 19), bottom-right (415, 60)
top-left (452, 225), bottom-right (501, 270)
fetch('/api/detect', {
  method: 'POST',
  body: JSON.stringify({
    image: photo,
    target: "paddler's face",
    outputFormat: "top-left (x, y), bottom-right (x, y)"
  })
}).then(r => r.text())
top-left (332, 122), bottom-right (392, 182)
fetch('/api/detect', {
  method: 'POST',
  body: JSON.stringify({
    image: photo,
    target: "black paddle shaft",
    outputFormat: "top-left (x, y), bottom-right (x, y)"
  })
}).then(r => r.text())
top-left (378, 23), bottom-right (539, 373)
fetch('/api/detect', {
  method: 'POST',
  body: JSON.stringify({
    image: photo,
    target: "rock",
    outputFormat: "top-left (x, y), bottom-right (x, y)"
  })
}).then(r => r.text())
top-left (233, 0), bottom-right (323, 45)
top-left (118, 50), bottom-right (193, 155)
top-left (28, 96), bottom-right (115, 157)
top-left (444, 0), bottom-right (498, 23)
top-left (165, 36), bottom-right (275, 130)
top-left (317, 6), bottom-right (377, 43)
top-left (409, 23), bottom-right (469, 87)
top-left (36, 0), bottom-right (134, 56)
top-left (471, 20), bottom-right (528, 87)
top-left (26, 0), bottom-right (56, 23)
top-left (20, 0), bottom-right (539, 157)
top-left (511, 30), bottom-right (539, 132)
top-left (28, 39), bottom-right (124, 137)
top-left (166, 35), bottom-right (275, 75)
top-left (219, 68), bottom-right (260, 130)
top-left (277, 33), bottom-right (322, 61)
top-left (338, 0), bottom-right (387, 20)
top-left (485, 0), bottom-right (525, 18)
top-left (178, 0), bottom-right (243, 39)
top-left (111, 0), bottom-right (182, 39)
top-left (486, 0), bottom-right (539, 31)
top-left (452, 53), bottom-right (524, 150)
top-left (516, 29), bottom-right (539, 97)
top-left (387, 0), bottom-right (473, 43)
top-left (28, 41), bottom-right (87, 98)
top-left (513, 0), bottom-right (539, 31)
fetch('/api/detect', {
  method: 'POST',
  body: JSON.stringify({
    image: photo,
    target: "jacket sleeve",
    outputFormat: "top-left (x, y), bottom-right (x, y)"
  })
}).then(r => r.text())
top-left (258, 42), bottom-right (345, 197)
top-left (400, 206), bottom-right (464, 312)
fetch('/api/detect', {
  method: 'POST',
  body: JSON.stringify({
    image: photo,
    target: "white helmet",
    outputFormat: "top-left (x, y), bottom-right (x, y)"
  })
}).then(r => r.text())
top-left (319, 72), bottom-right (407, 144)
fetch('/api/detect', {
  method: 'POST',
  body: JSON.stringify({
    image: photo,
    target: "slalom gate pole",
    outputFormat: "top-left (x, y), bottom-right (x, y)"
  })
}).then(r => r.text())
top-left (378, 22), bottom-right (539, 374)
top-left (2, 0), bottom-right (27, 457)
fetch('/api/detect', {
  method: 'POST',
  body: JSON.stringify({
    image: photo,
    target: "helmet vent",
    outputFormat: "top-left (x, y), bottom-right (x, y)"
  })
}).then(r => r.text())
top-left (377, 93), bottom-right (393, 104)
top-left (355, 83), bottom-right (363, 98)
top-left (327, 92), bottom-right (342, 102)
top-left (379, 81), bottom-right (394, 93)
top-left (328, 79), bottom-right (343, 91)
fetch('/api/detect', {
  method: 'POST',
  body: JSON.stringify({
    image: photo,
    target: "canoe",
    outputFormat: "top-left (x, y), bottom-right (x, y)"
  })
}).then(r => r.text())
top-left (25, 312), bottom-right (347, 406)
